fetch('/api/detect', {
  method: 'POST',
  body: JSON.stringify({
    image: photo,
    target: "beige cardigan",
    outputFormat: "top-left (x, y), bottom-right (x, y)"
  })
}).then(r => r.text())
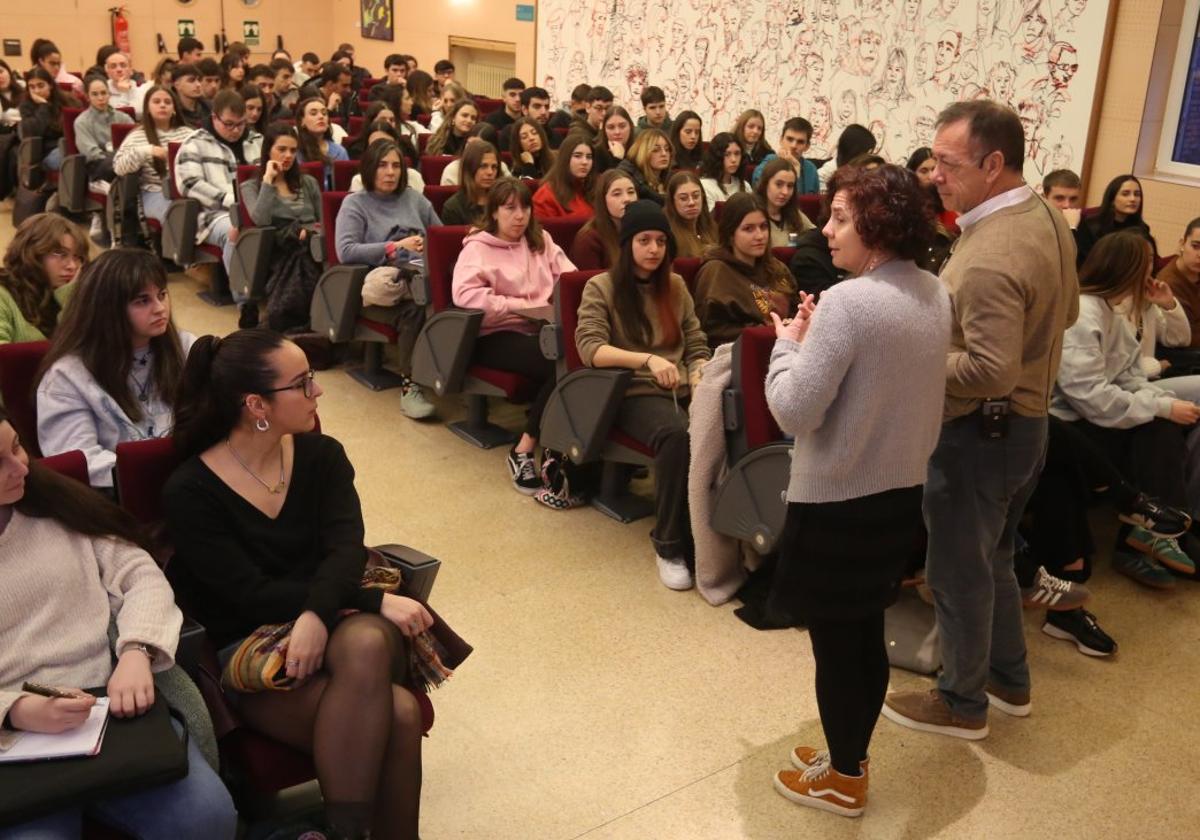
top-left (0, 511), bottom-right (181, 726)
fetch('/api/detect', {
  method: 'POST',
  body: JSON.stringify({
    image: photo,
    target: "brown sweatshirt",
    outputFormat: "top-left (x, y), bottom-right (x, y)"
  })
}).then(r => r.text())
top-left (575, 271), bottom-right (712, 398)
top-left (942, 192), bottom-right (1079, 420)
top-left (1158, 258), bottom-right (1200, 349)
top-left (694, 249), bottom-right (796, 349)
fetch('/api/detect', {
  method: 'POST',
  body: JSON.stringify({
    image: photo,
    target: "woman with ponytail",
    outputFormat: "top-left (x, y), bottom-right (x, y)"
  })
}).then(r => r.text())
top-left (165, 329), bottom-right (433, 840)
top-left (35, 249), bottom-right (194, 489)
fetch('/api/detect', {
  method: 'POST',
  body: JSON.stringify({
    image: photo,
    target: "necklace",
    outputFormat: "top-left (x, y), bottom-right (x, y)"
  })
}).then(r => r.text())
top-left (130, 350), bottom-right (153, 403)
top-left (225, 439), bottom-right (286, 494)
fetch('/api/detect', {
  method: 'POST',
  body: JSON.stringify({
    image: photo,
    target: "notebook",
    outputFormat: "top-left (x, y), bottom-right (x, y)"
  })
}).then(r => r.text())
top-left (0, 698), bottom-right (110, 763)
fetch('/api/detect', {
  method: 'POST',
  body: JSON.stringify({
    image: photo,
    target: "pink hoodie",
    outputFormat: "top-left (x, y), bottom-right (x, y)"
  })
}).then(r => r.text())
top-left (451, 229), bottom-right (577, 335)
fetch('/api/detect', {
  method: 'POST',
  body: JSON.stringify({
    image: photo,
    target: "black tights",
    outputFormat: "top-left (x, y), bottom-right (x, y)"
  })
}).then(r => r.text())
top-left (237, 614), bottom-right (423, 839)
top-left (808, 611), bottom-right (887, 777)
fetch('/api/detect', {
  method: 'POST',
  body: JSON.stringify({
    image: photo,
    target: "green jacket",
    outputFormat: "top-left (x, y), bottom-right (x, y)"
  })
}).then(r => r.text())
top-left (0, 283), bottom-right (75, 344)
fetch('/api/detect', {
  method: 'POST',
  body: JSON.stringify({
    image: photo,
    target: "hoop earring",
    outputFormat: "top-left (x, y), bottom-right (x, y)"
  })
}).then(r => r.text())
top-left (256, 418), bottom-right (270, 432)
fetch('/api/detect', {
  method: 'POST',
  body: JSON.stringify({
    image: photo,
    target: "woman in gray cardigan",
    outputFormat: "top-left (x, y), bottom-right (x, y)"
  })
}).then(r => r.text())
top-left (74, 75), bottom-right (134, 184)
top-left (765, 165), bottom-right (950, 818)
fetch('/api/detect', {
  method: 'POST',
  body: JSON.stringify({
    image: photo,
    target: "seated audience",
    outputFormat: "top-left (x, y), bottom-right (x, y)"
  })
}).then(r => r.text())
top-left (593, 105), bottom-right (635, 174)
top-left (74, 74), bottom-right (134, 239)
top-left (113, 85), bottom-right (192, 227)
top-left (509, 116), bottom-right (554, 179)
top-left (699, 132), bottom-right (750, 208)
top-left (0, 61), bottom-right (23, 197)
top-left (0, 407), bottom-right (237, 839)
top-left (335, 139), bottom-right (440, 418)
top-left (300, 61), bottom-right (359, 125)
top-left (294, 96), bottom-right (349, 189)
top-left (369, 53), bottom-right (409, 103)
top-left (36, 249), bottom-right (195, 488)
top-left (818, 124), bottom-right (876, 189)
top-left (241, 123), bottom-right (324, 333)
top-left (406, 70), bottom-right (435, 121)
top-left (18, 67), bottom-right (72, 172)
top-left (570, 169), bottom-right (638, 270)
top-left (733, 109), bottom-right (773, 169)
top-left (1159, 217), bottom-right (1200, 347)
top-left (171, 62), bottom-right (210, 129)
top-left (392, 85), bottom-right (431, 145)
top-left (164, 330), bottom-right (433, 840)
top-left (30, 38), bottom-right (82, 95)
top-left (485, 77), bottom-right (525, 133)
top-left (533, 131), bottom-right (595, 219)
top-left (497, 86), bottom-right (554, 150)
top-left (293, 52), bottom-right (320, 88)
top-left (694, 192), bottom-right (796, 348)
top-left (345, 107), bottom-right (396, 159)
top-left (452, 178), bottom-right (576, 494)
top-left (428, 80), bottom-right (468, 133)
top-left (1051, 232), bottom-right (1199, 580)
top-left (1115, 266), bottom-right (1195, 388)
top-left (271, 58), bottom-right (298, 114)
top-left (349, 128), bottom-right (425, 192)
top-left (197, 57), bottom-right (221, 101)
top-left (637, 85), bottom-right (672, 134)
top-left (1075, 173), bottom-right (1158, 267)
top-left (440, 140), bottom-right (500, 226)
top-left (103, 51), bottom-right (147, 116)
top-left (572, 86), bottom-right (614, 141)
top-left (752, 117), bottom-right (819, 194)
top-left (218, 53), bottom-right (245, 93)
top-left (439, 126), bottom-right (513, 185)
top-left (756, 157), bottom-right (815, 247)
top-left (425, 98), bottom-right (478, 157)
top-left (904, 146), bottom-right (958, 270)
top-left (1042, 168), bottom-right (1083, 220)
top-left (669, 110), bottom-right (704, 171)
top-left (617, 128), bottom-right (673, 205)
top-left (664, 171), bottom-right (718, 258)
top-left (548, 83), bottom-right (590, 132)
top-left (575, 201), bottom-right (711, 589)
top-left (151, 57), bottom-right (177, 89)
top-left (241, 83), bottom-right (267, 134)
top-left (0, 213), bottom-right (86, 343)
top-left (178, 36), bottom-right (203, 64)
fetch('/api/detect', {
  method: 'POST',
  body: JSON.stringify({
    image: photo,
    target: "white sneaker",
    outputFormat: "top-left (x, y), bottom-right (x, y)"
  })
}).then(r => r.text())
top-left (89, 214), bottom-right (103, 236)
top-left (656, 555), bottom-right (693, 590)
top-left (87, 180), bottom-right (111, 195)
top-left (399, 380), bottom-right (436, 419)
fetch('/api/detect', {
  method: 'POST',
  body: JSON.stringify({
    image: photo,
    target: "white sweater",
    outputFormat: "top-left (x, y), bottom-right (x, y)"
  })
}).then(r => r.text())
top-left (36, 333), bottom-right (196, 487)
top-left (0, 511), bottom-right (181, 726)
top-left (1051, 295), bottom-right (1176, 428)
top-left (113, 125), bottom-right (195, 193)
top-left (1113, 297), bottom-right (1192, 379)
top-left (700, 176), bottom-right (748, 210)
top-left (765, 260), bottom-right (951, 503)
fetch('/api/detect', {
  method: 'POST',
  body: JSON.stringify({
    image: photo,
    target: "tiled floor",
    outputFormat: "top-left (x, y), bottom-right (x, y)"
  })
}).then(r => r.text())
top-left (4, 206), bottom-right (1199, 839)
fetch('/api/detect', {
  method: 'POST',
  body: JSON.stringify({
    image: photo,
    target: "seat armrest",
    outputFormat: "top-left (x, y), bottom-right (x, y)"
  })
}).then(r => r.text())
top-left (311, 263), bottom-right (370, 342)
top-left (175, 616), bottom-right (208, 683)
top-left (230, 226), bottom-right (275, 301)
top-left (410, 308), bottom-right (484, 396)
top-left (538, 367), bottom-right (632, 464)
top-left (710, 441), bottom-right (792, 554)
top-left (58, 152), bottom-right (88, 214)
top-left (162, 197), bottom-right (200, 266)
top-left (411, 267), bottom-right (430, 307)
top-left (309, 231), bottom-right (325, 263)
top-left (371, 544), bottom-right (442, 603)
top-left (539, 323), bottom-right (561, 361)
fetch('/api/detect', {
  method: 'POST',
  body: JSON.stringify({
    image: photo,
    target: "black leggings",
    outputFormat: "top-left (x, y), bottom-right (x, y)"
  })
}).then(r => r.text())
top-left (472, 330), bottom-right (556, 437)
top-left (807, 611), bottom-right (887, 777)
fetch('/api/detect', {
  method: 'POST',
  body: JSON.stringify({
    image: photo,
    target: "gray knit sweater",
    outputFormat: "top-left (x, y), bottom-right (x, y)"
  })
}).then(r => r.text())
top-left (766, 260), bottom-right (951, 503)
top-left (335, 188), bottom-right (442, 266)
top-left (74, 106), bottom-right (134, 163)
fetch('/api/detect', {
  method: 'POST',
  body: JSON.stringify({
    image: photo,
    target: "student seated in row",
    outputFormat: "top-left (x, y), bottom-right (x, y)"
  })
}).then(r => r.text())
top-left (241, 123), bottom-right (324, 333)
top-left (1159, 217), bottom-right (1200, 347)
top-left (440, 140), bottom-right (500, 226)
top-left (497, 86), bottom-right (555, 150)
top-left (36, 249), bottom-right (195, 490)
top-left (694, 192), bottom-right (796, 349)
top-left (533, 131), bottom-right (595, 219)
top-left (508, 116), bottom-right (554, 180)
top-left (18, 67), bottom-right (74, 172)
top-left (0, 213), bottom-right (86, 343)
top-left (75, 75), bottom-right (134, 186)
top-left (617, 129), bottom-right (673, 205)
top-left (637, 85), bottom-right (672, 134)
top-left (664, 171), bottom-right (718, 259)
top-left (452, 178), bottom-right (577, 494)
top-left (425, 98), bottom-right (479, 157)
top-left (575, 201), bottom-right (711, 590)
top-left (171, 62), bottom-right (211, 129)
top-left (165, 331), bottom-right (432, 840)
top-left (699, 132), bottom-right (750, 208)
top-left (294, 96), bottom-right (349, 190)
top-left (335, 139), bottom-right (441, 419)
top-left (733, 109), bottom-right (772, 170)
top-left (0, 407), bottom-right (237, 839)
top-left (592, 105), bottom-right (635, 175)
top-left (113, 85), bottom-right (193, 227)
top-left (751, 117), bottom-right (820, 195)
top-left (241, 83), bottom-right (268, 135)
top-left (439, 126), bottom-right (513, 185)
top-left (1074, 173), bottom-right (1158, 267)
top-left (669, 110), bottom-right (704, 172)
top-left (349, 127), bottom-right (425, 193)
top-left (484, 76), bottom-right (525, 134)
top-left (570, 170), bottom-right (638, 271)
top-left (755, 157), bottom-right (815, 247)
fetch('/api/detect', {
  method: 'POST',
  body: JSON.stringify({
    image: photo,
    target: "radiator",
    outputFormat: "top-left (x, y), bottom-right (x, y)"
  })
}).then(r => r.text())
top-left (465, 63), bottom-right (510, 97)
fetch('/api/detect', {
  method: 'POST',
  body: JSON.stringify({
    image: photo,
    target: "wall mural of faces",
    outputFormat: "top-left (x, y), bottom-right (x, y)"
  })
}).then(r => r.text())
top-left (537, 0), bottom-right (1111, 179)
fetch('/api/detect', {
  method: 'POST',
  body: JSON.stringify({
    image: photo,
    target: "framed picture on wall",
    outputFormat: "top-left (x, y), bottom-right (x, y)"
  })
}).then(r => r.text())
top-left (361, 0), bottom-right (394, 42)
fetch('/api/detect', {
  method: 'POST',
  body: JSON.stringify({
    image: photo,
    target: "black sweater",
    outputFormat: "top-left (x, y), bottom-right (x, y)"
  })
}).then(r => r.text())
top-left (163, 433), bottom-right (381, 647)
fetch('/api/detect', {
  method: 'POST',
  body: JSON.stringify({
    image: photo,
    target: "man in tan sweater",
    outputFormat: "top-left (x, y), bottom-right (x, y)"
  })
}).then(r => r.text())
top-left (883, 101), bottom-right (1079, 739)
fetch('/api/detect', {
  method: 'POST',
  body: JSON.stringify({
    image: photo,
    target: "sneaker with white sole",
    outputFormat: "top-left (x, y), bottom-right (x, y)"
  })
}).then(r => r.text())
top-left (773, 763), bottom-right (866, 818)
top-left (655, 554), bottom-right (693, 590)
top-left (1126, 527), bottom-right (1196, 575)
top-left (791, 746), bottom-right (870, 779)
top-left (985, 682), bottom-right (1031, 717)
top-left (1021, 566), bottom-right (1091, 611)
top-left (1042, 608), bottom-right (1117, 657)
top-left (882, 689), bottom-right (989, 740)
top-left (506, 448), bottom-right (542, 495)
top-left (399, 379), bottom-right (436, 419)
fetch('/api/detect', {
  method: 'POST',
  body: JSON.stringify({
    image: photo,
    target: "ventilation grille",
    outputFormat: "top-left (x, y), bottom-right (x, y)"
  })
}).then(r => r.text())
top-left (465, 63), bottom-right (510, 98)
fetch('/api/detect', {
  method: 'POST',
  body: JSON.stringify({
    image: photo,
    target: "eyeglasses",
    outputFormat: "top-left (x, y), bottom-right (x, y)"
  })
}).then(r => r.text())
top-left (215, 115), bottom-right (248, 130)
top-left (262, 370), bottom-right (317, 399)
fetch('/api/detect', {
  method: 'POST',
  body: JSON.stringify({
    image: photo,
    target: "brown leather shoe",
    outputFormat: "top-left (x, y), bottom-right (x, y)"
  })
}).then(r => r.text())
top-left (882, 688), bottom-right (988, 740)
top-left (985, 681), bottom-right (1032, 717)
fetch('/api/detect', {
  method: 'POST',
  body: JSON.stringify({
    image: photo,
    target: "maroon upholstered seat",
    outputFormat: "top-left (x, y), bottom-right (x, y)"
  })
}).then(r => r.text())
top-left (0, 340), bottom-right (50, 456)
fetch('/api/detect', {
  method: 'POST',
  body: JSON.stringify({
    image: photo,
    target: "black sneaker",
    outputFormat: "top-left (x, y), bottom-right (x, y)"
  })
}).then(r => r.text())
top-left (1042, 608), bottom-right (1117, 657)
top-left (506, 448), bottom-right (541, 495)
top-left (1118, 493), bottom-right (1191, 538)
top-left (238, 302), bottom-right (260, 329)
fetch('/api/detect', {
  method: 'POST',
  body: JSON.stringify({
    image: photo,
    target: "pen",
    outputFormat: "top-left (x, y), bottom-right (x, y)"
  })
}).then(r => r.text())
top-left (21, 682), bottom-right (84, 700)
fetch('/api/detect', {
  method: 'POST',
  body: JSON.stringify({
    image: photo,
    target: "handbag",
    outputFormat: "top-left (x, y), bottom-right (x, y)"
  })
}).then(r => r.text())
top-left (0, 693), bottom-right (189, 829)
top-left (222, 565), bottom-right (469, 694)
top-left (883, 587), bottom-right (942, 675)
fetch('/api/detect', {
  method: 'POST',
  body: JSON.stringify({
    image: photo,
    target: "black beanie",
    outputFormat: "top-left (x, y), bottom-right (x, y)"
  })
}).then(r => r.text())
top-left (619, 200), bottom-right (674, 248)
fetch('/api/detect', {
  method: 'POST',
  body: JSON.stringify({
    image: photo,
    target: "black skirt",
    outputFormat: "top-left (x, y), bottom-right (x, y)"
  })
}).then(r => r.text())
top-left (768, 485), bottom-right (925, 623)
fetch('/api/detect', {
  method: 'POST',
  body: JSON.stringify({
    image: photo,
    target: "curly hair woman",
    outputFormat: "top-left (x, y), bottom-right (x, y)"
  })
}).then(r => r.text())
top-left (0, 213), bottom-right (88, 342)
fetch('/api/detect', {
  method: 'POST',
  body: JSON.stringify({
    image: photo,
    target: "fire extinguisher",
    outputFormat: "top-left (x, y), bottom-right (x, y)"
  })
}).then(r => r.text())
top-left (110, 7), bottom-right (132, 57)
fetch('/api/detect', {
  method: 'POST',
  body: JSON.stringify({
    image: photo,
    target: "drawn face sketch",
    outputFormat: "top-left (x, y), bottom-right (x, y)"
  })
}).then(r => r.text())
top-left (905, 0), bottom-right (922, 19)
top-left (912, 106), bottom-right (937, 146)
top-left (838, 90), bottom-right (858, 124)
top-left (677, 64), bottom-right (695, 101)
top-left (786, 0), bottom-right (805, 26)
top-left (569, 51), bottom-right (587, 83)
top-left (868, 119), bottom-right (886, 150)
top-left (806, 53), bottom-right (825, 86)
top-left (1068, 0), bottom-right (1087, 15)
top-left (1050, 139), bottom-right (1073, 169)
top-left (837, 17), bottom-right (860, 55)
top-left (886, 51), bottom-right (906, 91)
top-left (935, 31), bottom-right (960, 73)
top-left (1049, 45), bottom-right (1079, 87)
top-left (937, 0), bottom-right (960, 15)
top-left (627, 68), bottom-right (646, 101)
top-left (1023, 10), bottom-right (1048, 46)
top-left (711, 75), bottom-right (729, 109)
top-left (766, 24), bottom-right (782, 51)
top-left (592, 7), bottom-right (609, 39)
top-left (797, 26), bottom-right (816, 51)
top-left (811, 97), bottom-right (832, 139)
top-left (744, 21), bottom-right (767, 51)
top-left (859, 26), bottom-right (883, 75)
top-left (660, 79), bottom-right (678, 111)
top-left (818, 1), bottom-right (837, 23)
top-left (914, 43), bottom-right (933, 82)
top-left (988, 62), bottom-right (1016, 101)
top-left (694, 36), bottom-right (710, 67)
top-left (1019, 101), bottom-right (1044, 143)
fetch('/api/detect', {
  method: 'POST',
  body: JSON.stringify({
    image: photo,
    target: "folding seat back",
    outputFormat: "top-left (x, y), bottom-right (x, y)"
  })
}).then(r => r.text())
top-left (671, 257), bottom-right (704, 295)
top-left (348, 116), bottom-right (364, 136)
top-left (57, 108), bottom-right (93, 214)
top-left (37, 449), bottom-right (88, 485)
top-left (797, 193), bottom-right (822, 223)
top-left (417, 133), bottom-right (430, 151)
top-left (0, 340), bottom-right (50, 456)
top-left (540, 215), bottom-right (588, 255)
top-left (474, 97), bottom-right (503, 116)
top-left (424, 184), bottom-right (458, 216)
top-left (333, 159), bottom-right (358, 192)
top-left (419, 154), bottom-right (456, 185)
top-left (771, 246), bottom-right (796, 265)
top-left (108, 122), bottom-right (142, 246)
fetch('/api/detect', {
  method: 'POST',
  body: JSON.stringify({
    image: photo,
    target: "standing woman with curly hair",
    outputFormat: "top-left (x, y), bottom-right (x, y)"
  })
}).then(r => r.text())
top-left (0, 213), bottom-right (87, 342)
top-left (766, 165), bottom-right (950, 817)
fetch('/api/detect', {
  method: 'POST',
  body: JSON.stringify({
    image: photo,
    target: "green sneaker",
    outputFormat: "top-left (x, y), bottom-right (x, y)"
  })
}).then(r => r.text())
top-left (1113, 550), bottom-right (1176, 589)
top-left (1126, 527), bottom-right (1196, 575)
